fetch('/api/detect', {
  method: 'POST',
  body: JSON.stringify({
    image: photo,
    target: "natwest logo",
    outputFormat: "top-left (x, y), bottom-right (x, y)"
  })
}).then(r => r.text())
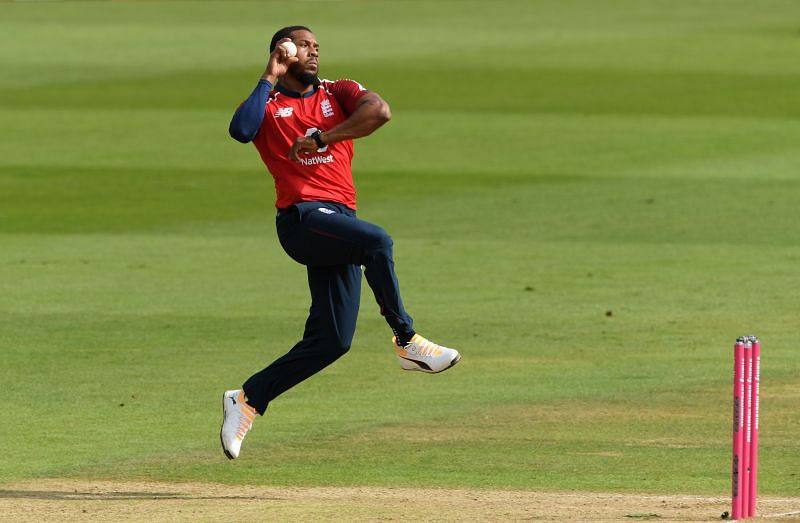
top-left (298, 154), bottom-right (335, 166)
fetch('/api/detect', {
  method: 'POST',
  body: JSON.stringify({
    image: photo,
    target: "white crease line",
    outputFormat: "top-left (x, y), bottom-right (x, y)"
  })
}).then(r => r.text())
top-left (762, 510), bottom-right (800, 518)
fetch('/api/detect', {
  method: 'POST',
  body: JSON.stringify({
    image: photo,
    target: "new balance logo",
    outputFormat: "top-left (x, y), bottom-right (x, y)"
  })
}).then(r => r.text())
top-left (317, 208), bottom-right (335, 214)
top-left (321, 100), bottom-right (334, 118)
top-left (274, 107), bottom-right (294, 118)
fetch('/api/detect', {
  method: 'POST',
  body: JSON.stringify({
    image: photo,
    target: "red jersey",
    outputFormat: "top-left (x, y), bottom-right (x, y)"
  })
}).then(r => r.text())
top-left (252, 79), bottom-right (368, 209)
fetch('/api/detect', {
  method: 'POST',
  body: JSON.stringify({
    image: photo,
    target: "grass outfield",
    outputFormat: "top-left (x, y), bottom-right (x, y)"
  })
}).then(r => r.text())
top-left (2, 0), bottom-right (800, 501)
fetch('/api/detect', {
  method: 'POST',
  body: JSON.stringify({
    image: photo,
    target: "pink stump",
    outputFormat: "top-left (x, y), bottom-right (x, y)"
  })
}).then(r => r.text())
top-left (748, 339), bottom-right (761, 517)
top-left (731, 339), bottom-right (745, 520)
top-left (741, 340), bottom-right (753, 517)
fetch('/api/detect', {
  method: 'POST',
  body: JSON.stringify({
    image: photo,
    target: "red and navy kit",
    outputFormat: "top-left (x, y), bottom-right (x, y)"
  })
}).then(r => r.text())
top-left (229, 77), bottom-right (414, 415)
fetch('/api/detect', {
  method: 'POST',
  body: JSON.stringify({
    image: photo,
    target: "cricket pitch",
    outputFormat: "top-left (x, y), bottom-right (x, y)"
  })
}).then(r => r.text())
top-left (2, 479), bottom-right (800, 521)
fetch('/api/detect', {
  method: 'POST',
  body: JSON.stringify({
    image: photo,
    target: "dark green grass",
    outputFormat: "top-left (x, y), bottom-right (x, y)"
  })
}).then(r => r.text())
top-left (1, 0), bottom-right (800, 497)
top-left (5, 64), bottom-right (800, 120)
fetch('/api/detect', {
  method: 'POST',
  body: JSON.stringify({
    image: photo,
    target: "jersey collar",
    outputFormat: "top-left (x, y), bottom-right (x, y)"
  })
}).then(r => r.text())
top-left (275, 81), bottom-right (319, 98)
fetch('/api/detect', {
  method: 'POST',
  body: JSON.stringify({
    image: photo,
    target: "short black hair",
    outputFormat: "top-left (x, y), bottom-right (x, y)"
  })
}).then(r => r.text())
top-left (269, 25), bottom-right (312, 52)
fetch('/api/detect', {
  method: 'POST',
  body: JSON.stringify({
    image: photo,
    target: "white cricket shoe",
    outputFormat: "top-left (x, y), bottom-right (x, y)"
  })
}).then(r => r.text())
top-left (393, 334), bottom-right (461, 373)
top-left (220, 389), bottom-right (257, 460)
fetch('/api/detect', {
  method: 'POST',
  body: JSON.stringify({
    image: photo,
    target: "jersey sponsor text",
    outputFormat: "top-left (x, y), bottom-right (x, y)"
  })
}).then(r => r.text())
top-left (298, 153), bottom-right (335, 166)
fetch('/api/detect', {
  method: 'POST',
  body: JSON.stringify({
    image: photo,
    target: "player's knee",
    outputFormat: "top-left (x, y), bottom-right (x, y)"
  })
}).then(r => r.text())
top-left (366, 228), bottom-right (393, 254)
top-left (325, 336), bottom-right (351, 358)
top-left (329, 328), bottom-right (354, 356)
top-left (314, 340), bottom-right (350, 365)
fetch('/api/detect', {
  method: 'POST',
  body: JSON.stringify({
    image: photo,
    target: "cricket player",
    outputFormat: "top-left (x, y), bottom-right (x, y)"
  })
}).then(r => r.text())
top-left (220, 26), bottom-right (461, 459)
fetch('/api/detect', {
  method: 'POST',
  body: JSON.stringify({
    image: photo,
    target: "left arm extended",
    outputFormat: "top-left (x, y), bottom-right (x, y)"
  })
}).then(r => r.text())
top-left (289, 92), bottom-right (391, 161)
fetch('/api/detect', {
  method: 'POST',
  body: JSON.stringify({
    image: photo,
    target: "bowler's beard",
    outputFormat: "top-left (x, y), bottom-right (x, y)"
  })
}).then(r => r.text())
top-left (289, 63), bottom-right (319, 86)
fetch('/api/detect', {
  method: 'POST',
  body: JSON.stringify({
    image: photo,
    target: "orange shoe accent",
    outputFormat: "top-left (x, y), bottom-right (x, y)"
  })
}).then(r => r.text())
top-left (235, 391), bottom-right (257, 440)
top-left (238, 391), bottom-right (258, 418)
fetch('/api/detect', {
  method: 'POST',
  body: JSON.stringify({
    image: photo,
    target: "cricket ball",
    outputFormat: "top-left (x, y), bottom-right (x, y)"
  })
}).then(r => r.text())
top-left (280, 41), bottom-right (297, 57)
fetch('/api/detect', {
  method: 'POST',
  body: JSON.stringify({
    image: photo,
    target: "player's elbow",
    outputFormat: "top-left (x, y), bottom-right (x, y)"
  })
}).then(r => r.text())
top-left (229, 122), bottom-right (255, 143)
top-left (376, 101), bottom-right (392, 124)
top-left (228, 108), bottom-right (260, 143)
top-left (373, 100), bottom-right (392, 127)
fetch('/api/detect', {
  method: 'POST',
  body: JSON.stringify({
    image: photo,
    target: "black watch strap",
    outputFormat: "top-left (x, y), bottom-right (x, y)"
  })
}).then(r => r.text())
top-left (310, 130), bottom-right (326, 148)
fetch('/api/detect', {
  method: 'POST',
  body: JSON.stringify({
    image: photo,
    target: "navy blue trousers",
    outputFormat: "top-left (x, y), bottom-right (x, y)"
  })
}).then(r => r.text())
top-left (242, 202), bottom-right (414, 414)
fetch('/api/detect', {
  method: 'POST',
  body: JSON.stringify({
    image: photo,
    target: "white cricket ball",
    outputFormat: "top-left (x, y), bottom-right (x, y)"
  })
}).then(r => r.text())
top-left (280, 41), bottom-right (297, 57)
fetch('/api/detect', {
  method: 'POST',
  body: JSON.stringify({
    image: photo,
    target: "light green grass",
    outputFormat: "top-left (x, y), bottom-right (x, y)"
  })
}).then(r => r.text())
top-left (1, 0), bottom-right (799, 497)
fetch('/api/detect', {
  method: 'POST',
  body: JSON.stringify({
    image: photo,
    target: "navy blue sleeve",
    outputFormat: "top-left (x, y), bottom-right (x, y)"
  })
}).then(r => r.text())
top-left (229, 79), bottom-right (272, 143)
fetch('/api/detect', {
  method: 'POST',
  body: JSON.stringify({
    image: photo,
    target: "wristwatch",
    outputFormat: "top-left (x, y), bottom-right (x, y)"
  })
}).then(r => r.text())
top-left (310, 130), bottom-right (326, 148)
